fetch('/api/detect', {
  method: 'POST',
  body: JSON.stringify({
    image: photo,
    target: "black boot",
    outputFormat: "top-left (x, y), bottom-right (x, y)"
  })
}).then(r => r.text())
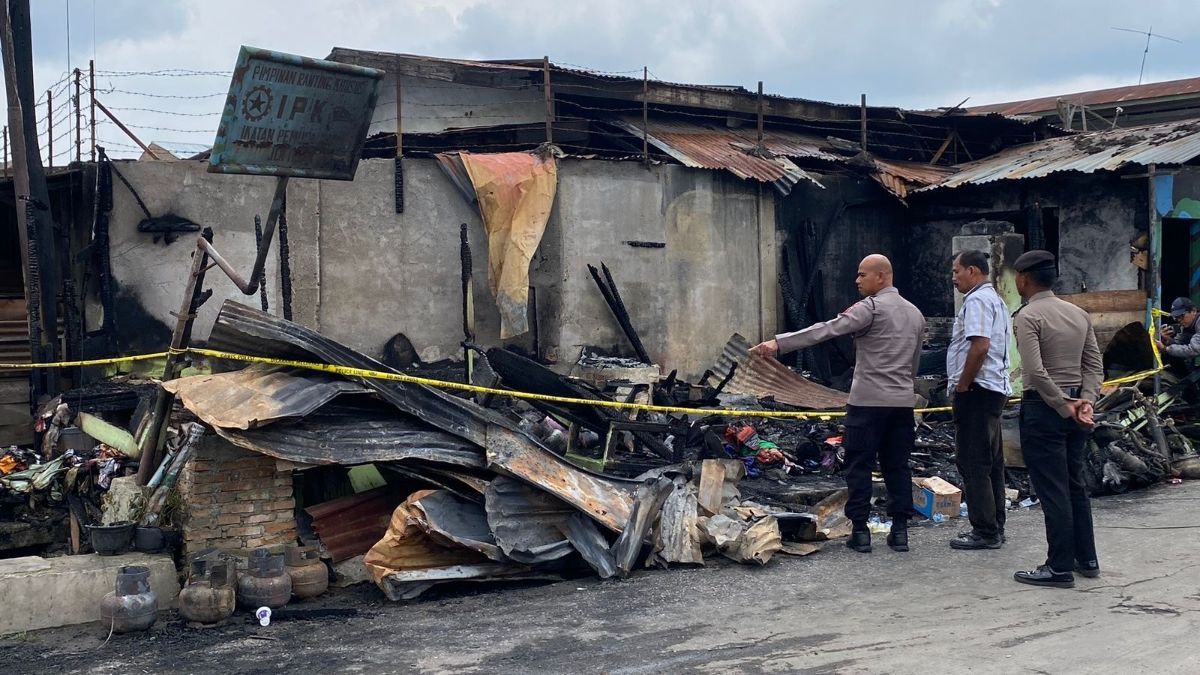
top-left (887, 519), bottom-right (909, 552)
top-left (847, 526), bottom-right (872, 553)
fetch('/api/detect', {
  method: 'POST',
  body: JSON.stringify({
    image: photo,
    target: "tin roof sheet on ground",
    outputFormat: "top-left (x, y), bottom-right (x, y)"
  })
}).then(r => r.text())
top-left (162, 364), bottom-right (371, 430)
top-left (926, 119), bottom-right (1200, 190)
top-left (712, 334), bottom-right (849, 410)
top-left (215, 403), bottom-right (485, 468)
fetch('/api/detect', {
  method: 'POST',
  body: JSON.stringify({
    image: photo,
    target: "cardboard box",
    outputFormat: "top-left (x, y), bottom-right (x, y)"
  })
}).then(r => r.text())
top-left (912, 476), bottom-right (962, 520)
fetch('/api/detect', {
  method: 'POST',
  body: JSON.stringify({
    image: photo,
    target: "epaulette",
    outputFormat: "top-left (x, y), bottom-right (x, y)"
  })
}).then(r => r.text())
top-left (1011, 303), bottom-right (1028, 319)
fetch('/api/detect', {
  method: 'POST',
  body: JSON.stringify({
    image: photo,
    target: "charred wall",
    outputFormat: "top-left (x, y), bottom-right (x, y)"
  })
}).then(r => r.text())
top-left (908, 172), bottom-right (1148, 317)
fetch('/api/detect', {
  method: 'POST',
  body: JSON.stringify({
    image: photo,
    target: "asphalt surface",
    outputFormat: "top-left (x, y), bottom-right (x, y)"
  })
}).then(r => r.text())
top-left (4, 481), bottom-right (1200, 674)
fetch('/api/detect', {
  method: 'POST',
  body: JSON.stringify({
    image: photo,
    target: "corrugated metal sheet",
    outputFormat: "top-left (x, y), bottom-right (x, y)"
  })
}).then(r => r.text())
top-left (712, 334), bottom-right (849, 410)
top-left (869, 158), bottom-right (955, 200)
top-left (968, 76), bottom-right (1200, 116)
top-left (162, 364), bottom-right (371, 430)
top-left (208, 301), bottom-right (511, 448)
top-left (927, 120), bottom-right (1200, 190)
top-left (610, 118), bottom-right (831, 194)
top-left (215, 404), bottom-right (485, 468)
top-left (483, 476), bottom-right (574, 564)
top-left (306, 486), bottom-right (403, 563)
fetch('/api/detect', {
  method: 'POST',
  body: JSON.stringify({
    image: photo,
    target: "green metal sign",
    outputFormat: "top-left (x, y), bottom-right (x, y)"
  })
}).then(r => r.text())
top-left (209, 46), bottom-right (382, 180)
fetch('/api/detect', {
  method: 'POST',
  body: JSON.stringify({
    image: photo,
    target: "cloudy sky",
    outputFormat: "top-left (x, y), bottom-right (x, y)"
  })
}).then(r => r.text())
top-left (11, 0), bottom-right (1200, 159)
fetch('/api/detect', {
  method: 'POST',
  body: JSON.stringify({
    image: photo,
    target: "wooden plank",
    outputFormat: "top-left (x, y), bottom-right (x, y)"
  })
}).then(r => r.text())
top-left (0, 379), bottom-right (28, 404)
top-left (1060, 290), bottom-right (1147, 313)
top-left (697, 459), bottom-right (727, 516)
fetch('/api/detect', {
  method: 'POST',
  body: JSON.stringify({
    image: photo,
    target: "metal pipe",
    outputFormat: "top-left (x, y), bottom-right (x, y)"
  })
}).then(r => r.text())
top-left (93, 98), bottom-right (151, 155)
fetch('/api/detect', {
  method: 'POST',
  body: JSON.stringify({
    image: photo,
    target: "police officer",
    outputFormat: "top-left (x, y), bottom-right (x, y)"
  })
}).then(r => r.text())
top-left (752, 254), bottom-right (926, 553)
top-left (1011, 250), bottom-right (1103, 588)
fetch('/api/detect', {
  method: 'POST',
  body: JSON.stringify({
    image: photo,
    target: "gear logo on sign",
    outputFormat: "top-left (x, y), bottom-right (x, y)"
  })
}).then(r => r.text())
top-left (242, 85), bottom-right (273, 122)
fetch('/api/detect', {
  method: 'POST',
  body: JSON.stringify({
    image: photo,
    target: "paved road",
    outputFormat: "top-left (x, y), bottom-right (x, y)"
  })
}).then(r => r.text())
top-left (6, 482), bottom-right (1200, 674)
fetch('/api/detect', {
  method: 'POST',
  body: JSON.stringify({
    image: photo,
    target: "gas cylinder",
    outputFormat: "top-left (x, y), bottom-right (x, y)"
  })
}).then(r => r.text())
top-left (99, 565), bottom-right (158, 633)
top-left (284, 545), bottom-right (329, 600)
top-left (178, 559), bottom-right (236, 624)
top-left (237, 548), bottom-right (291, 610)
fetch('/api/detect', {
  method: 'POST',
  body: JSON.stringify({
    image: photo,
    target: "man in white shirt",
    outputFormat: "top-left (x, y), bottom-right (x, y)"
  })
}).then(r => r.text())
top-left (946, 250), bottom-right (1013, 550)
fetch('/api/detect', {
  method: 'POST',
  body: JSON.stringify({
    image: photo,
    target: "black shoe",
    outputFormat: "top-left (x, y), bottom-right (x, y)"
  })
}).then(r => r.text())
top-left (1014, 565), bottom-right (1075, 588)
top-left (949, 531), bottom-right (1002, 550)
top-left (999, 529), bottom-right (1007, 543)
top-left (1074, 560), bottom-right (1100, 578)
top-left (886, 527), bottom-right (909, 552)
top-left (847, 529), bottom-right (872, 553)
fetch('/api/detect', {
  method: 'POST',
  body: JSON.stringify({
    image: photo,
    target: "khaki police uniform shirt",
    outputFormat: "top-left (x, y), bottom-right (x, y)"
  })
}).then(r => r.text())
top-left (1013, 290), bottom-right (1103, 418)
top-left (775, 286), bottom-right (926, 407)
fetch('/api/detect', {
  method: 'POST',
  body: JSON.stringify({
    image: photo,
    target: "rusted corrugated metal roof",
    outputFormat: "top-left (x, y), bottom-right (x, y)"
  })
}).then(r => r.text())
top-left (712, 334), bottom-right (849, 410)
top-left (611, 118), bottom-right (835, 194)
top-left (926, 119), bottom-right (1200, 190)
top-left (968, 76), bottom-right (1200, 116)
top-left (215, 404), bottom-right (486, 468)
top-left (869, 158), bottom-right (955, 200)
top-left (162, 364), bottom-right (370, 430)
top-left (307, 486), bottom-right (403, 563)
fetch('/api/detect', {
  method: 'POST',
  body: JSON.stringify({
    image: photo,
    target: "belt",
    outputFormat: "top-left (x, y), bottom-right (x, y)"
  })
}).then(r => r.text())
top-left (1023, 386), bottom-right (1081, 402)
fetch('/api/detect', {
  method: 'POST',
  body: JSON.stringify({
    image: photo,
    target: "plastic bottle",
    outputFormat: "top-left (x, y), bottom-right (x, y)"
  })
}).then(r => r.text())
top-left (959, 502), bottom-right (969, 518)
top-left (932, 512), bottom-right (946, 524)
top-left (256, 607), bottom-right (272, 627)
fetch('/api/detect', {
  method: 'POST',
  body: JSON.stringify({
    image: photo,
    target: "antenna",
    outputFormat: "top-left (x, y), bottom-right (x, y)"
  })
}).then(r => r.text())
top-left (1112, 25), bottom-right (1182, 85)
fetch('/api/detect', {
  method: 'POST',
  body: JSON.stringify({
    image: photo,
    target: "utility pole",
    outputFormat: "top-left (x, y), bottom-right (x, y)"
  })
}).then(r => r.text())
top-left (860, 93), bottom-right (868, 152)
top-left (88, 59), bottom-right (95, 161)
top-left (542, 55), bottom-right (553, 145)
top-left (642, 66), bottom-right (648, 167)
top-left (73, 67), bottom-right (80, 162)
top-left (756, 81), bottom-right (764, 152)
top-left (1, 0), bottom-right (60, 398)
top-left (44, 88), bottom-right (50, 167)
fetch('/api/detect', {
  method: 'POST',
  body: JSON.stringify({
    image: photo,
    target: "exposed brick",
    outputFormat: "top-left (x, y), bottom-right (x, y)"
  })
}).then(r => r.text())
top-left (263, 521), bottom-right (297, 535)
top-left (227, 525), bottom-right (264, 538)
top-left (246, 514), bottom-right (274, 524)
top-left (185, 482), bottom-right (223, 494)
top-left (224, 503), bottom-right (257, 514)
top-left (271, 487), bottom-right (294, 498)
top-left (220, 480), bottom-right (255, 492)
top-left (267, 500), bottom-right (296, 511)
top-left (190, 460), bottom-right (214, 472)
top-left (216, 514), bottom-right (243, 526)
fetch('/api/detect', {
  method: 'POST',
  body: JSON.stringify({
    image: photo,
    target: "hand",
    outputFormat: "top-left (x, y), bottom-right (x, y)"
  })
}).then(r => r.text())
top-left (954, 382), bottom-right (970, 393)
top-left (1161, 325), bottom-right (1176, 340)
top-left (750, 339), bottom-right (779, 359)
top-left (1072, 400), bottom-right (1096, 429)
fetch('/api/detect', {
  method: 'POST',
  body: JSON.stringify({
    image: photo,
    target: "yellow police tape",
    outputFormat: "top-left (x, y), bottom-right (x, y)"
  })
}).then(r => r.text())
top-left (0, 331), bottom-right (1166, 420)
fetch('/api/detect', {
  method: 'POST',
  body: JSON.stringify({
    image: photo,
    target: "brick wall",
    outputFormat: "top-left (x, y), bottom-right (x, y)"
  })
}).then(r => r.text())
top-left (178, 434), bottom-right (297, 557)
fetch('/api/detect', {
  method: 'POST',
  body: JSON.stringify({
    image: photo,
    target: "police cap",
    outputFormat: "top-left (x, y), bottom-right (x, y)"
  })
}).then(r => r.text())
top-left (1013, 249), bottom-right (1056, 273)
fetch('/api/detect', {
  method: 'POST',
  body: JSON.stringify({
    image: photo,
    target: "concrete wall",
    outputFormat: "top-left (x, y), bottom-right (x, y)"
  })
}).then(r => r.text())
top-left (548, 161), bottom-right (775, 378)
top-left (109, 157), bottom-right (775, 380)
top-left (108, 160), bottom-right (281, 353)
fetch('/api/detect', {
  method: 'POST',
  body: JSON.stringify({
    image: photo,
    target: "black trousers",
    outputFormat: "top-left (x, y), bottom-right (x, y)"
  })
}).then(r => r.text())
top-left (1019, 397), bottom-right (1098, 572)
top-left (952, 386), bottom-right (1008, 539)
top-left (843, 405), bottom-right (914, 525)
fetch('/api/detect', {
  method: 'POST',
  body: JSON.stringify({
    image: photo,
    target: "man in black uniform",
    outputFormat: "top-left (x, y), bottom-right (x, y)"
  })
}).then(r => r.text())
top-left (1011, 250), bottom-right (1103, 589)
